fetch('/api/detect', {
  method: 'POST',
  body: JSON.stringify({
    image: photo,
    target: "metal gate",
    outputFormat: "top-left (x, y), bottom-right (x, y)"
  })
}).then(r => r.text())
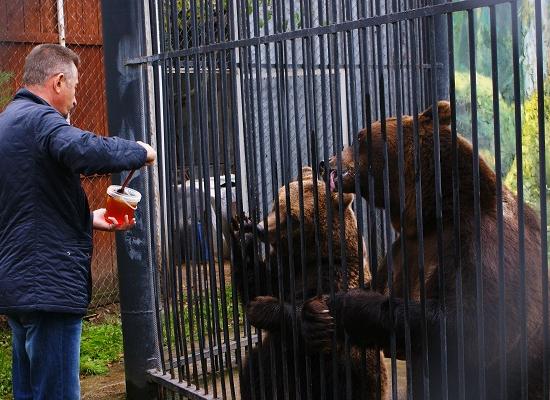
top-left (116, 0), bottom-right (548, 398)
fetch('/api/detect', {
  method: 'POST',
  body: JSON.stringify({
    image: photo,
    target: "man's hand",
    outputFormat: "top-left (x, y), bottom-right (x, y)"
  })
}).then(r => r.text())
top-left (137, 141), bottom-right (157, 166)
top-left (92, 208), bottom-right (136, 232)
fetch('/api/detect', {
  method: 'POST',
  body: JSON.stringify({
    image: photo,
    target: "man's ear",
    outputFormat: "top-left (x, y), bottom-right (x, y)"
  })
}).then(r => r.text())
top-left (52, 73), bottom-right (64, 94)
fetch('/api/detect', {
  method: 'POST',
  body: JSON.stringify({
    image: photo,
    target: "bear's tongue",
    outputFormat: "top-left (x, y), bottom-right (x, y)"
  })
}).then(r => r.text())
top-left (329, 170), bottom-right (337, 192)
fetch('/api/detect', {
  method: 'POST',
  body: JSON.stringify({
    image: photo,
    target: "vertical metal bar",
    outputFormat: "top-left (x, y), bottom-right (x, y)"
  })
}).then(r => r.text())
top-left (235, 0), bottom-right (268, 397)
top-left (489, 6), bottom-right (507, 399)
top-left (213, 1), bottom-right (238, 397)
top-left (534, 0), bottom-right (549, 396)
top-left (205, 44), bottom-right (228, 400)
top-left (467, 9), bottom-right (487, 399)
top-left (287, 0), bottom-right (309, 397)
top-left (391, 11), bottom-right (410, 400)
top-left (510, 1), bottom-right (528, 397)
top-left (168, 0), bottom-right (191, 385)
top-left (148, 0), bottom-right (167, 378)
top-left (316, 5), bottom-right (336, 349)
top-left (159, 56), bottom-right (175, 379)
top-left (276, 3), bottom-right (303, 398)
top-left (159, 3), bottom-right (175, 379)
top-left (260, 0), bottom-right (287, 398)
top-left (355, 2), bottom-right (385, 399)
top-left (166, 54), bottom-right (186, 384)
top-left (201, 1), bottom-right (234, 396)
top-left (406, 3), bottom-right (430, 398)
top-left (373, 1), bottom-right (403, 400)
top-left (226, 0), bottom-right (247, 388)
top-left (317, 1), bottom-right (333, 395)
top-left (270, 3), bottom-right (293, 398)
top-left (446, 9), bottom-right (466, 400)
top-left (388, 3), bottom-right (419, 400)
top-left (187, 0), bottom-right (212, 389)
top-left (427, 13), bottom-right (449, 400)
top-left (327, 1), bottom-right (355, 398)
top-left (177, 0), bottom-right (203, 387)
top-left (298, 1), bottom-right (316, 398)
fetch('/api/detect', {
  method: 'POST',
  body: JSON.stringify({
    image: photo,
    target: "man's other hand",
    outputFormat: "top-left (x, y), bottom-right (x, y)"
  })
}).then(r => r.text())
top-left (137, 141), bottom-right (157, 166)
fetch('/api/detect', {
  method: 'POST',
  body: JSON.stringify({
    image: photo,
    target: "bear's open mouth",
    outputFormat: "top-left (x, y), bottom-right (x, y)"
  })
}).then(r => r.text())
top-left (329, 170), bottom-right (337, 192)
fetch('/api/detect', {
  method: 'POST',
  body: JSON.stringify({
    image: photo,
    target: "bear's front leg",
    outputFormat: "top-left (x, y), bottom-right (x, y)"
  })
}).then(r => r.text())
top-left (230, 215), bottom-right (260, 304)
top-left (302, 289), bottom-right (441, 354)
top-left (247, 296), bottom-right (302, 334)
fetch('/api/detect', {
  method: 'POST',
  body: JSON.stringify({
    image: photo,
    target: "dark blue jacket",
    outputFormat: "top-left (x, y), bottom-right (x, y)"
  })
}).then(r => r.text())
top-left (0, 89), bottom-right (147, 315)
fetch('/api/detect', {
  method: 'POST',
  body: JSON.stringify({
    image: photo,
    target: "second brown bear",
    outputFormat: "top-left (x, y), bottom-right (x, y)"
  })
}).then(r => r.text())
top-left (231, 166), bottom-right (388, 400)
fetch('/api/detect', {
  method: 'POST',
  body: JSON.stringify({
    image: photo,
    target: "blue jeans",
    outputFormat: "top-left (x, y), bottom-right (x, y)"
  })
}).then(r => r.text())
top-left (7, 312), bottom-right (83, 400)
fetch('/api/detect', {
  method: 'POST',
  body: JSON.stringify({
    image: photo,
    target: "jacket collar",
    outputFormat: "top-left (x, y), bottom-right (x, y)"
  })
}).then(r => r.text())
top-left (14, 88), bottom-right (52, 107)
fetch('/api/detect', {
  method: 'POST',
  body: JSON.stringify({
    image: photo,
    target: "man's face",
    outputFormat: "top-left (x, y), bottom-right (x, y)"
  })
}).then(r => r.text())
top-left (51, 63), bottom-right (78, 118)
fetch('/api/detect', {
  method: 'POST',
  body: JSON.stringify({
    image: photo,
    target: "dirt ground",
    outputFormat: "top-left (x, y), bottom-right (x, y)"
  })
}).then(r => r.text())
top-left (80, 304), bottom-right (127, 400)
top-left (81, 360), bottom-right (126, 400)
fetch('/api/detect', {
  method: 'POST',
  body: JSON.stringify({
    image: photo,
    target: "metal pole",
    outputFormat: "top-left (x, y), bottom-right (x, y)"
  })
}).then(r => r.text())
top-left (101, 1), bottom-right (159, 399)
top-left (433, 0), bottom-right (450, 100)
top-left (56, 0), bottom-right (66, 46)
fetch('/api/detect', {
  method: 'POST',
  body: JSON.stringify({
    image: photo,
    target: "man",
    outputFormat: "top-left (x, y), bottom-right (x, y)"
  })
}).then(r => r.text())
top-left (0, 44), bottom-right (156, 399)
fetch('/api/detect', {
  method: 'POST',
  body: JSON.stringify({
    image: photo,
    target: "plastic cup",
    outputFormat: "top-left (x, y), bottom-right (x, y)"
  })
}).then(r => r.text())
top-left (104, 185), bottom-right (142, 224)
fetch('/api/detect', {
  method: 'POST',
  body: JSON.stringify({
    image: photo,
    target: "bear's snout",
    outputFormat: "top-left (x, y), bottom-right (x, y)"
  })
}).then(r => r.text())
top-left (318, 160), bottom-right (339, 192)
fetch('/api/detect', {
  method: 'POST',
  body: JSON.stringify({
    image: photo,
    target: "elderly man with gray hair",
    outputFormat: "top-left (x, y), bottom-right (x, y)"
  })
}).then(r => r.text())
top-left (0, 44), bottom-right (156, 399)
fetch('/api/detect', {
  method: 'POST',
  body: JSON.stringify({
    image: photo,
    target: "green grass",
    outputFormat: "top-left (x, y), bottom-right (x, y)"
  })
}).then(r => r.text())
top-left (0, 316), bottom-right (124, 398)
top-left (161, 284), bottom-right (243, 345)
top-left (0, 328), bottom-right (11, 399)
top-left (80, 319), bottom-right (124, 375)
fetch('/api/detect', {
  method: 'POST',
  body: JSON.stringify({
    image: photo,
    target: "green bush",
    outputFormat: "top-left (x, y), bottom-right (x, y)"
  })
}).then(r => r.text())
top-left (0, 71), bottom-right (14, 110)
top-left (504, 80), bottom-right (550, 208)
top-left (454, 71), bottom-right (517, 176)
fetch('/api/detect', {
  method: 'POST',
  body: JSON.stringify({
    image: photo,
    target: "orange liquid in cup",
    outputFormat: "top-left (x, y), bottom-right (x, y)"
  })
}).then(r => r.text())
top-left (104, 196), bottom-right (137, 223)
top-left (104, 185), bottom-right (141, 225)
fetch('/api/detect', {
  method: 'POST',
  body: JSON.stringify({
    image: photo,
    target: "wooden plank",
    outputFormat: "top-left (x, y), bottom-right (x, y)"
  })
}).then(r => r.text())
top-left (0, 1), bottom-right (6, 34)
top-left (40, 0), bottom-right (58, 36)
top-left (5, 1), bottom-right (24, 35)
top-left (65, 0), bottom-right (102, 43)
top-left (0, 32), bottom-right (59, 43)
top-left (24, 0), bottom-right (41, 35)
top-left (69, 46), bottom-right (108, 135)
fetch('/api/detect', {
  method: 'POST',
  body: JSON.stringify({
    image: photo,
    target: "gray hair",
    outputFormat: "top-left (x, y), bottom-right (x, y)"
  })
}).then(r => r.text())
top-left (22, 44), bottom-right (80, 86)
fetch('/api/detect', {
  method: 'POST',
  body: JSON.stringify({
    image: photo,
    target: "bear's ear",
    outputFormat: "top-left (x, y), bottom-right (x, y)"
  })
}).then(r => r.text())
top-left (419, 100), bottom-right (451, 127)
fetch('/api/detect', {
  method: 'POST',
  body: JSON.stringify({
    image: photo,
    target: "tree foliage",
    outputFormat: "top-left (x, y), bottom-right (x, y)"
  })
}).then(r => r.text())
top-left (454, 71), bottom-right (517, 175)
top-left (504, 79), bottom-right (550, 208)
top-left (0, 71), bottom-right (14, 110)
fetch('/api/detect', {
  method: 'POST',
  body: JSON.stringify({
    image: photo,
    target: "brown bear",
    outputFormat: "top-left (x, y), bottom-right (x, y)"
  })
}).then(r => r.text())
top-left (231, 166), bottom-right (388, 400)
top-left (304, 101), bottom-right (545, 399)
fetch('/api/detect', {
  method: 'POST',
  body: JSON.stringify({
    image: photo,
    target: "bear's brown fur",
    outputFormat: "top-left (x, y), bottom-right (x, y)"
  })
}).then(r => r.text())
top-left (231, 166), bottom-right (388, 400)
top-left (305, 101), bottom-right (544, 399)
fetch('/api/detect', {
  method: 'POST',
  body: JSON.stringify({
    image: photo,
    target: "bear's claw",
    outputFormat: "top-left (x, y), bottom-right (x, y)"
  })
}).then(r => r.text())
top-left (301, 295), bottom-right (334, 353)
